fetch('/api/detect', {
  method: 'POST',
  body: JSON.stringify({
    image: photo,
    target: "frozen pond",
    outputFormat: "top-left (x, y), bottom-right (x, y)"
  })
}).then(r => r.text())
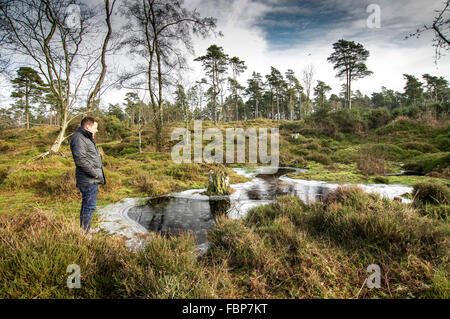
top-left (98, 166), bottom-right (413, 249)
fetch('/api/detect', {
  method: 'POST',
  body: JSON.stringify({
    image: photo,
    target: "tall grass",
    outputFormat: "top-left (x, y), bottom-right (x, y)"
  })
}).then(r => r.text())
top-left (0, 124), bottom-right (448, 299)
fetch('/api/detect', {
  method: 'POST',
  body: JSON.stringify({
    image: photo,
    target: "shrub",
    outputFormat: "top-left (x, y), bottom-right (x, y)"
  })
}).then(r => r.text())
top-left (304, 141), bottom-right (321, 151)
top-left (376, 117), bottom-right (433, 136)
top-left (331, 147), bottom-right (359, 164)
top-left (364, 143), bottom-right (408, 161)
top-left (366, 108), bottom-right (391, 129)
top-left (279, 121), bottom-right (304, 133)
top-left (104, 115), bottom-right (127, 139)
top-left (306, 152), bottom-right (332, 165)
top-left (400, 142), bottom-right (439, 153)
top-left (323, 185), bottom-right (365, 205)
top-left (119, 147), bottom-right (138, 155)
top-left (420, 205), bottom-right (449, 220)
top-left (37, 169), bottom-right (78, 198)
top-left (432, 133), bottom-right (450, 152)
top-left (392, 106), bottom-right (421, 119)
top-left (130, 173), bottom-right (172, 197)
top-left (332, 108), bottom-right (366, 135)
top-left (412, 182), bottom-right (450, 206)
top-left (373, 176), bottom-right (389, 184)
top-left (357, 152), bottom-right (386, 175)
top-left (208, 215), bottom-right (277, 271)
top-left (165, 163), bottom-right (202, 182)
top-left (404, 152), bottom-right (450, 174)
top-left (116, 233), bottom-right (225, 298)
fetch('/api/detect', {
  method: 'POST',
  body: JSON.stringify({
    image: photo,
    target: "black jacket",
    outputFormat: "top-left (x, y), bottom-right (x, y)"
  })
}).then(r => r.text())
top-left (70, 126), bottom-right (106, 188)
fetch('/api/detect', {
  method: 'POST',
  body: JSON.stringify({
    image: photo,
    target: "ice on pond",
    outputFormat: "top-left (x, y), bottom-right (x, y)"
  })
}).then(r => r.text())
top-left (98, 166), bottom-right (413, 250)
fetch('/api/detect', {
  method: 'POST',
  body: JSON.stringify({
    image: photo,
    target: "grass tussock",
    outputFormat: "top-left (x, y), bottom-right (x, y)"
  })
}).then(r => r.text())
top-left (0, 209), bottom-right (233, 299)
top-left (412, 182), bottom-right (450, 220)
top-left (2, 192), bottom-right (447, 299)
top-left (205, 193), bottom-right (449, 298)
top-left (0, 123), bottom-right (448, 299)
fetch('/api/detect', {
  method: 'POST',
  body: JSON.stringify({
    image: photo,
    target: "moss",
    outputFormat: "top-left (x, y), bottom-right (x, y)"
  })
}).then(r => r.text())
top-left (304, 141), bottom-right (321, 151)
top-left (376, 119), bottom-right (434, 137)
top-left (306, 152), bottom-right (332, 165)
top-left (404, 152), bottom-right (450, 174)
top-left (206, 169), bottom-right (230, 196)
top-left (432, 134), bottom-right (450, 152)
top-left (362, 143), bottom-right (409, 161)
top-left (291, 163), bottom-right (370, 184)
top-left (400, 141), bottom-right (439, 153)
top-left (331, 147), bottom-right (360, 164)
top-left (373, 176), bottom-right (390, 184)
top-left (384, 175), bottom-right (449, 187)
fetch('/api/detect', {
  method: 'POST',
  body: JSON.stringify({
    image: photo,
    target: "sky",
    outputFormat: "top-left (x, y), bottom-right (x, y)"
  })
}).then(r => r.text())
top-left (1, 0), bottom-right (449, 108)
top-left (180, 0), bottom-right (450, 99)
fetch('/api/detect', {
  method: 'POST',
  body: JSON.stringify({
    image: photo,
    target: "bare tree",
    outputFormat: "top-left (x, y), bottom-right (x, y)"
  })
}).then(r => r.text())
top-left (302, 64), bottom-right (315, 116)
top-left (119, 0), bottom-right (217, 151)
top-left (0, 0), bottom-right (117, 155)
top-left (406, 0), bottom-right (450, 62)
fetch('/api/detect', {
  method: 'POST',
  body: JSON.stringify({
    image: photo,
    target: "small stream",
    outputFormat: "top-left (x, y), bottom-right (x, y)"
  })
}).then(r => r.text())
top-left (98, 167), bottom-right (413, 250)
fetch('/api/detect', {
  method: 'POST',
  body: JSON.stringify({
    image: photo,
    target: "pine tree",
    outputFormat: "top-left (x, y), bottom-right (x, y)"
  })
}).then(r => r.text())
top-left (327, 39), bottom-right (373, 109)
top-left (245, 72), bottom-right (264, 119)
top-left (403, 74), bottom-right (424, 106)
top-left (314, 80), bottom-right (332, 111)
top-left (10, 67), bottom-right (45, 129)
top-left (229, 57), bottom-right (247, 121)
top-left (266, 67), bottom-right (284, 119)
top-left (195, 45), bottom-right (229, 124)
top-left (285, 69), bottom-right (302, 120)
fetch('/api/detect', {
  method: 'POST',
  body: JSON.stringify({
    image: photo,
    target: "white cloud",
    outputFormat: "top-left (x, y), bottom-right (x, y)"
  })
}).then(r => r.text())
top-left (2, 0), bottom-right (449, 110)
top-left (180, 0), bottom-right (450, 101)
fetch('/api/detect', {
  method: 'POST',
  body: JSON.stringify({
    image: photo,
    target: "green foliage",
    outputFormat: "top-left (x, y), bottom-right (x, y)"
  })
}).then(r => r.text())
top-left (104, 115), bottom-right (127, 139)
top-left (376, 118), bottom-right (433, 136)
top-left (304, 141), bottom-right (321, 151)
top-left (306, 152), bottom-right (332, 165)
top-left (279, 121), bottom-right (304, 133)
top-left (420, 205), bottom-right (449, 220)
top-left (432, 131), bottom-right (450, 152)
top-left (400, 142), bottom-right (439, 153)
top-left (403, 74), bottom-right (424, 105)
top-left (373, 176), bottom-right (390, 184)
top-left (404, 152), bottom-right (450, 174)
top-left (327, 39), bottom-right (373, 108)
top-left (119, 147), bottom-right (138, 156)
top-left (331, 147), bottom-right (359, 164)
top-left (366, 107), bottom-right (391, 129)
top-left (210, 193), bottom-right (449, 298)
top-left (116, 233), bottom-right (225, 298)
top-left (363, 143), bottom-right (409, 161)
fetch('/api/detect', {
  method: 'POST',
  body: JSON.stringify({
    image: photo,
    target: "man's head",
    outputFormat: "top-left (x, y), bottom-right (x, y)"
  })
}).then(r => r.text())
top-left (81, 117), bottom-right (98, 136)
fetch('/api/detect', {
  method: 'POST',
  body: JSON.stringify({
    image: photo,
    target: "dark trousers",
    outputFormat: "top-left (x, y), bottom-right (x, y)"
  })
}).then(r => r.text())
top-left (78, 184), bottom-right (98, 233)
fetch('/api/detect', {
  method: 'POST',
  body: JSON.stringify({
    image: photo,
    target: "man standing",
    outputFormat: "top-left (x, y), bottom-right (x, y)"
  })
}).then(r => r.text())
top-left (70, 117), bottom-right (106, 233)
